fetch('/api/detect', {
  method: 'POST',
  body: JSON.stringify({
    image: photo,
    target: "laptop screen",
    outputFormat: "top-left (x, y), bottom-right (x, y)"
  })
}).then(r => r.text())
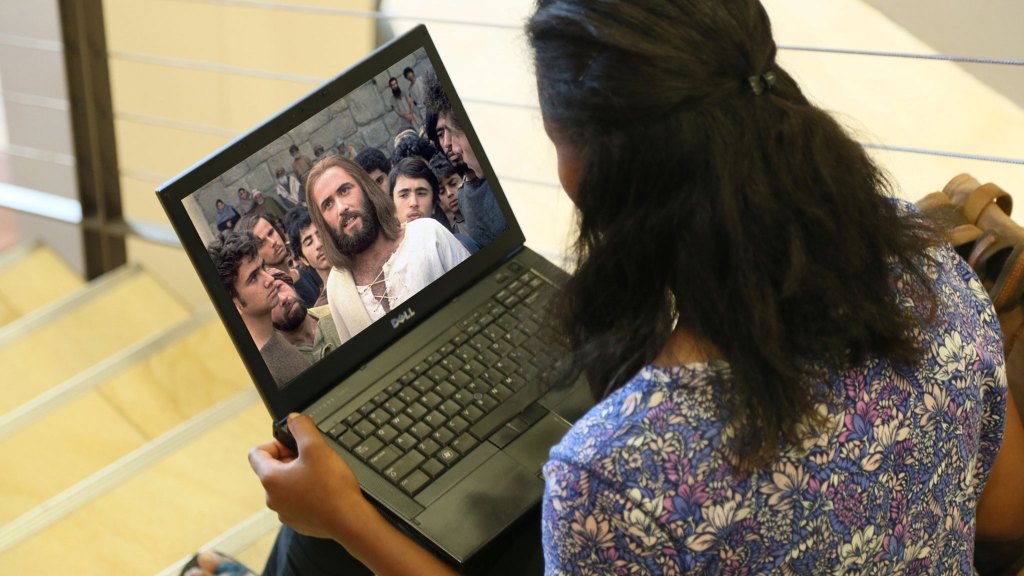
top-left (157, 26), bottom-right (525, 417)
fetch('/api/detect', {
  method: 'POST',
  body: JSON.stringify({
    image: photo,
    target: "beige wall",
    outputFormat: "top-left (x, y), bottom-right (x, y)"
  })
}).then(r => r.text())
top-left (103, 0), bottom-right (378, 307)
top-left (2, 0), bottom-right (1022, 303)
top-left (862, 0), bottom-right (1024, 109)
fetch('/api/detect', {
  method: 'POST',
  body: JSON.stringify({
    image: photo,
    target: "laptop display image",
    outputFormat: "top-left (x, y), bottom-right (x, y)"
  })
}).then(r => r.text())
top-left (157, 25), bottom-right (594, 567)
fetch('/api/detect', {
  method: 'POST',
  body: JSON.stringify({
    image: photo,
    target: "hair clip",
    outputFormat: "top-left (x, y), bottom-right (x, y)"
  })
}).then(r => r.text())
top-left (748, 71), bottom-right (777, 96)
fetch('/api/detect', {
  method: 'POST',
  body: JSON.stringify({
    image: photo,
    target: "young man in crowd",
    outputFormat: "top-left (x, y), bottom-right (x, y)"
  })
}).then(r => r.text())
top-left (424, 77), bottom-right (507, 248)
top-left (240, 213), bottom-right (323, 309)
top-left (305, 155), bottom-right (470, 343)
top-left (428, 153), bottom-right (469, 236)
top-left (403, 66), bottom-right (428, 122)
top-left (286, 206), bottom-right (330, 306)
top-left (208, 232), bottom-right (309, 388)
top-left (389, 156), bottom-right (437, 226)
top-left (354, 147), bottom-right (391, 193)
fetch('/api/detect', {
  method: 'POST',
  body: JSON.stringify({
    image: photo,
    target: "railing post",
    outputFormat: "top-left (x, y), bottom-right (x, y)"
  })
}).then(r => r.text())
top-left (58, 0), bottom-right (126, 279)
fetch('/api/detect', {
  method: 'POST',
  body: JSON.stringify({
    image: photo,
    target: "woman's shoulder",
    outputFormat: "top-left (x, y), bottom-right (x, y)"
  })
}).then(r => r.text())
top-left (548, 363), bottom-right (728, 475)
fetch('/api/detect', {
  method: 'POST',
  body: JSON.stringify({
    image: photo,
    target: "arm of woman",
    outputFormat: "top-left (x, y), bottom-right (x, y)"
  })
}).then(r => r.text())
top-left (249, 413), bottom-right (459, 576)
top-left (975, 384), bottom-right (1024, 540)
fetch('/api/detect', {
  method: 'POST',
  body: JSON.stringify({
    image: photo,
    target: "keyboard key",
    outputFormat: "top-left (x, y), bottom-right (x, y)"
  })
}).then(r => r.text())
top-left (425, 352), bottom-right (442, 366)
top-left (432, 426), bottom-right (455, 445)
top-left (449, 370), bottom-right (472, 388)
top-left (494, 357), bottom-right (520, 376)
top-left (461, 404), bottom-right (485, 423)
top-left (390, 413), bottom-right (414, 432)
top-left (354, 436), bottom-right (384, 460)
top-left (383, 397), bottom-right (406, 415)
top-left (455, 345), bottom-right (476, 363)
top-left (450, 433), bottom-right (479, 455)
top-left (386, 381), bottom-right (402, 395)
top-left (373, 391), bottom-right (390, 406)
top-left (462, 360), bottom-right (486, 378)
top-left (375, 425), bottom-right (399, 443)
top-left (436, 446), bottom-right (461, 466)
top-left (358, 403), bottom-right (376, 416)
top-left (368, 408), bottom-right (390, 427)
top-left (475, 394), bottom-right (500, 412)
top-left (344, 412), bottom-right (362, 427)
top-left (481, 370), bottom-right (504, 386)
top-left (420, 458), bottom-right (445, 478)
top-left (439, 400), bottom-right (461, 417)
top-left (409, 421), bottom-right (432, 440)
top-left (478, 349), bottom-right (501, 367)
top-left (452, 389), bottom-right (473, 407)
top-left (490, 384), bottom-right (514, 401)
top-left (427, 365), bottom-right (451, 384)
top-left (405, 402), bottom-right (428, 420)
top-left (420, 391), bottom-right (443, 409)
top-left (399, 371), bottom-right (418, 384)
top-left (384, 450), bottom-right (426, 484)
top-left (394, 433), bottom-right (418, 452)
top-left (447, 415), bottom-right (470, 435)
top-left (338, 430), bottom-right (362, 450)
top-left (396, 387), bottom-right (421, 405)
top-left (433, 381), bottom-right (456, 399)
top-left (399, 470), bottom-right (431, 495)
top-left (368, 446), bottom-right (401, 472)
top-left (353, 419), bottom-right (376, 438)
top-left (440, 355), bottom-right (464, 374)
top-left (412, 377), bottom-right (434, 394)
top-left (490, 425), bottom-right (522, 449)
top-left (417, 438), bottom-right (441, 457)
top-left (422, 410), bottom-right (446, 430)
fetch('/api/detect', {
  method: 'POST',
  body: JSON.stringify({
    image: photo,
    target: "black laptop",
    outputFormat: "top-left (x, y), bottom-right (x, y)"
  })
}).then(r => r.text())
top-left (156, 25), bottom-right (594, 568)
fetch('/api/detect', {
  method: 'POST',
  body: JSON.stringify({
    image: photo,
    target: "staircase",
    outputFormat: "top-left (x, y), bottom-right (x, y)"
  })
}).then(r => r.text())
top-left (0, 244), bottom-right (282, 574)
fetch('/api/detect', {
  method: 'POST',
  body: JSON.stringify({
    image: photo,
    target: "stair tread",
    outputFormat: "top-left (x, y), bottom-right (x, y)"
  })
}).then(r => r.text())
top-left (0, 245), bottom-right (83, 322)
top-left (0, 271), bottom-right (192, 413)
top-left (0, 320), bottom-right (249, 524)
top-left (0, 405), bottom-right (270, 574)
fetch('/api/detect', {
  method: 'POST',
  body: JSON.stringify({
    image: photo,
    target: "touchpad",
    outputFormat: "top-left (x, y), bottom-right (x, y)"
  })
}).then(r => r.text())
top-left (415, 451), bottom-right (543, 563)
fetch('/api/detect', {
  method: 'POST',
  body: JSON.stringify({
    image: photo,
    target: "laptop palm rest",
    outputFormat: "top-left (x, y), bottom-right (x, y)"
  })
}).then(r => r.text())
top-left (415, 450), bottom-right (543, 562)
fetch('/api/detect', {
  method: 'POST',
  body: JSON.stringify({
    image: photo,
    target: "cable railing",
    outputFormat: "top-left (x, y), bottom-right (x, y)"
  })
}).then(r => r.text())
top-left (1, 6), bottom-right (1023, 254)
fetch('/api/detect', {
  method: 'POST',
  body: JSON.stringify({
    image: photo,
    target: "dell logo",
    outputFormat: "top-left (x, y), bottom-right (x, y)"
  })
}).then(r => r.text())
top-left (391, 308), bottom-right (416, 329)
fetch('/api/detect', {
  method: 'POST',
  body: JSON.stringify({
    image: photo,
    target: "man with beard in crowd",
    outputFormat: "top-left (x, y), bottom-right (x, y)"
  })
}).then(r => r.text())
top-left (270, 272), bottom-right (341, 364)
top-left (209, 232), bottom-right (309, 388)
top-left (388, 76), bottom-right (419, 131)
top-left (306, 155), bottom-right (469, 344)
top-left (424, 77), bottom-right (507, 248)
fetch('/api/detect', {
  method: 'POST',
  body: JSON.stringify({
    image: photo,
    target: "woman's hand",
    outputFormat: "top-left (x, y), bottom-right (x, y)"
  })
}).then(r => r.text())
top-left (248, 413), bottom-right (369, 540)
top-left (248, 414), bottom-right (460, 576)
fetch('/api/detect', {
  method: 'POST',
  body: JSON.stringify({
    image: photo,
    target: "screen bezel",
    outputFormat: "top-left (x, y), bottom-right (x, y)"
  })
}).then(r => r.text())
top-left (156, 25), bottom-right (526, 418)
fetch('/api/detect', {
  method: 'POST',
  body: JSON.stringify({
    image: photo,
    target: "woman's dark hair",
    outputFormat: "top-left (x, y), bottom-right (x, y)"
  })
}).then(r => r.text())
top-left (527, 0), bottom-right (941, 471)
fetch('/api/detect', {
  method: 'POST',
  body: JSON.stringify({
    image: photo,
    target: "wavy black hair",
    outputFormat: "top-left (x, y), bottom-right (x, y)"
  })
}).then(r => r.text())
top-left (527, 0), bottom-right (941, 471)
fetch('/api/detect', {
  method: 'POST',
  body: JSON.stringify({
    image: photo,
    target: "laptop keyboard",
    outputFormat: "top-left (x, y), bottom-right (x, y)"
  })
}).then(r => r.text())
top-left (321, 264), bottom-right (568, 496)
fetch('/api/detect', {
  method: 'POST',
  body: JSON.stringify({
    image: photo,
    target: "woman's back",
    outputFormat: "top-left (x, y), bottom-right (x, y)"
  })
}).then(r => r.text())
top-left (542, 238), bottom-right (1005, 574)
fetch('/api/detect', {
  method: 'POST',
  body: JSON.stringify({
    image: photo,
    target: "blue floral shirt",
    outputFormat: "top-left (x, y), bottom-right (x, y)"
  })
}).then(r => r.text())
top-left (542, 243), bottom-right (1006, 575)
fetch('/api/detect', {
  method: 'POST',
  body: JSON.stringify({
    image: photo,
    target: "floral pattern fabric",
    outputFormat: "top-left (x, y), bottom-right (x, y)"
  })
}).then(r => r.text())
top-left (542, 242), bottom-right (1006, 575)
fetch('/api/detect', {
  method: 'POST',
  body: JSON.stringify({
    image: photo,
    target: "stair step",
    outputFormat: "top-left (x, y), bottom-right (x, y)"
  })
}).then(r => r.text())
top-left (0, 397), bottom-right (268, 574)
top-left (0, 267), bottom-right (192, 414)
top-left (0, 244), bottom-right (83, 328)
top-left (0, 317), bottom-right (248, 524)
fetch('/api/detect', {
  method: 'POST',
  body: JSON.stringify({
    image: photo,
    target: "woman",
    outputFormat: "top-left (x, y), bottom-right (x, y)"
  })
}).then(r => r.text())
top-left (242, 1), bottom-right (1021, 574)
